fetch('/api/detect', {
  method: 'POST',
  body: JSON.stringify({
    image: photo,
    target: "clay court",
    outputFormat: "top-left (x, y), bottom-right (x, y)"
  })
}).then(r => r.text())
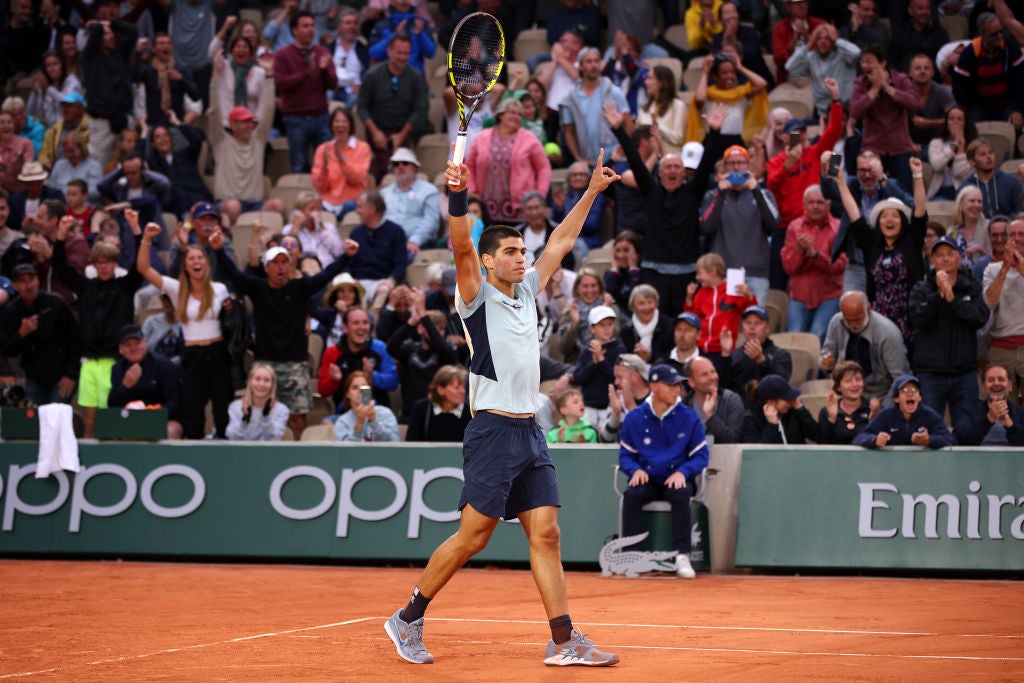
top-left (1, 560), bottom-right (1021, 681)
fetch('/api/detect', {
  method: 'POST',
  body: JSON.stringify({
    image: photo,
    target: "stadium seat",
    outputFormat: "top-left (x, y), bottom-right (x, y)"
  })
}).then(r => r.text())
top-left (266, 137), bottom-right (291, 185)
top-left (415, 133), bottom-right (452, 179)
top-left (513, 28), bottom-right (549, 64)
top-left (765, 289), bottom-right (788, 334)
top-left (663, 24), bottom-right (689, 52)
top-left (235, 210), bottom-right (284, 233)
top-left (926, 200), bottom-right (955, 229)
top-left (939, 14), bottom-right (968, 41)
top-left (683, 56), bottom-right (704, 92)
top-left (770, 331), bottom-right (822, 385)
top-left (300, 424), bottom-right (334, 441)
top-left (977, 121), bottom-right (1016, 163)
top-left (800, 379), bottom-right (833, 396)
top-left (1000, 158), bottom-right (1024, 180)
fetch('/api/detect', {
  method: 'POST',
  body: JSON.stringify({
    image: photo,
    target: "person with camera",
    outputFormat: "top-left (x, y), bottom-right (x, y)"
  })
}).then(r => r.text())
top-left (332, 370), bottom-right (399, 442)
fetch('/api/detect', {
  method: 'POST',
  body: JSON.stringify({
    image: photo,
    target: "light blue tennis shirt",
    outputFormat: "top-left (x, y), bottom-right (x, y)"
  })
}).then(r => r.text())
top-left (456, 269), bottom-right (541, 415)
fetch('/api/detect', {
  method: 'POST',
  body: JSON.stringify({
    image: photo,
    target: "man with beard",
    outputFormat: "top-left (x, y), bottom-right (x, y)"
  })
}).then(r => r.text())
top-left (959, 365), bottom-right (1024, 446)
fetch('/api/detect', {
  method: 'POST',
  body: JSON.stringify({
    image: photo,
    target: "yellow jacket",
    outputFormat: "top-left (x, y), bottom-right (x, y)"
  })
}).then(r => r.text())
top-left (38, 116), bottom-right (91, 169)
top-left (685, 0), bottom-right (724, 52)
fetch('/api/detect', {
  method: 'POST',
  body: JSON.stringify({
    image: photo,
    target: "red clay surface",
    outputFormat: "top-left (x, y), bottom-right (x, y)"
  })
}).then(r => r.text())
top-left (0, 560), bottom-right (1021, 681)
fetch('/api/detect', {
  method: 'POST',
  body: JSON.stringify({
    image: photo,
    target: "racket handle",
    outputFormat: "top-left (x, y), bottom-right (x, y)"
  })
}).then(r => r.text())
top-left (449, 132), bottom-right (468, 186)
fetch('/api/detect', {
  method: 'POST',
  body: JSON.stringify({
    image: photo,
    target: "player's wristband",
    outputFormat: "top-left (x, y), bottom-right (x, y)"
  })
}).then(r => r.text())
top-left (449, 188), bottom-right (469, 218)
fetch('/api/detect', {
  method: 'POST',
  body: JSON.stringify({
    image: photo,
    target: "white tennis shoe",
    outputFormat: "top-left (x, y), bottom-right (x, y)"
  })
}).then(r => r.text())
top-left (384, 609), bottom-right (434, 664)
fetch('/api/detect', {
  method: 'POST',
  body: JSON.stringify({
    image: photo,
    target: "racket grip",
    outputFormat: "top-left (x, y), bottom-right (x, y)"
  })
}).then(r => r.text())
top-left (452, 132), bottom-right (468, 167)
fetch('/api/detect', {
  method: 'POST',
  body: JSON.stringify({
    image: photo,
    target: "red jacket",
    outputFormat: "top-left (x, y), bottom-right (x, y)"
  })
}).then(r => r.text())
top-left (781, 214), bottom-right (847, 308)
top-left (685, 281), bottom-right (756, 354)
top-left (766, 100), bottom-right (843, 230)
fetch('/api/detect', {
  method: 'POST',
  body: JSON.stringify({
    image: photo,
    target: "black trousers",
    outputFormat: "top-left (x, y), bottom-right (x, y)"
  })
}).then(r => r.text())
top-left (181, 340), bottom-right (233, 439)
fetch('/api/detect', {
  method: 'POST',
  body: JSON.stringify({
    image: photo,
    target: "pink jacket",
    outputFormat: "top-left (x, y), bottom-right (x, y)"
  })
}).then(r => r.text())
top-left (312, 138), bottom-right (372, 206)
top-left (465, 127), bottom-right (551, 215)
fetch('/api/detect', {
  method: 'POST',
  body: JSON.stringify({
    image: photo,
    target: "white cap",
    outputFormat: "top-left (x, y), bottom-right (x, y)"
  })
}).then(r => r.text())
top-left (682, 142), bottom-right (704, 170)
top-left (588, 305), bottom-right (617, 325)
top-left (264, 246), bottom-right (290, 264)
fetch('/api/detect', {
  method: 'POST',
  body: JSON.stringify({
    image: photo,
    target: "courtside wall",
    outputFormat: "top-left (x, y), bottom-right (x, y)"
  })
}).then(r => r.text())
top-left (0, 443), bottom-right (1019, 572)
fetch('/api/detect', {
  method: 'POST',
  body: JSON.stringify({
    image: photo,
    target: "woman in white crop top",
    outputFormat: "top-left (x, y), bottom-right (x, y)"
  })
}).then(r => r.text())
top-left (138, 222), bottom-right (234, 439)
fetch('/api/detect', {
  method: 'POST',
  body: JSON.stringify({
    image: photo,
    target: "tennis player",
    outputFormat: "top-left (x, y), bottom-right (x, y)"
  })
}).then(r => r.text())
top-left (385, 150), bottom-right (620, 666)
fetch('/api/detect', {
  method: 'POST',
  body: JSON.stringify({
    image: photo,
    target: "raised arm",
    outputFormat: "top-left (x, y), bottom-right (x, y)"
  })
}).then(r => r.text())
top-left (824, 151), bottom-right (862, 223)
top-left (136, 217), bottom-right (166, 289)
top-left (534, 149), bottom-right (619, 289)
top-left (444, 160), bottom-right (483, 305)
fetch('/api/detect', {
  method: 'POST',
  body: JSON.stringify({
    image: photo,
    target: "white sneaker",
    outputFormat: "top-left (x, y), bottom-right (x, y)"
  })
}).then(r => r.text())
top-left (675, 553), bottom-right (696, 579)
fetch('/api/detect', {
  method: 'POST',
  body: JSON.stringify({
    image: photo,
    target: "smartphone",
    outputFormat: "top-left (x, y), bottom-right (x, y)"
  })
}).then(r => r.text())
top-left (827, 153), bottom-right (842, 177)
top-left (359, 385), bottom-right (372, 406)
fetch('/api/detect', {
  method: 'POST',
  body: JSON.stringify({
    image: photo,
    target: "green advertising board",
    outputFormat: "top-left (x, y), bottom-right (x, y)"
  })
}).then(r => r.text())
top-left (0, 442), bottom-right (623, 564)
top-left (735, 447), bottom-right (1024, 571)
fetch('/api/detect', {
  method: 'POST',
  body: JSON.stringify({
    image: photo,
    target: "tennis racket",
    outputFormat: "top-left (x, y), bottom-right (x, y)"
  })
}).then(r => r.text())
top-left (447, 11), bottom-right (505, 175)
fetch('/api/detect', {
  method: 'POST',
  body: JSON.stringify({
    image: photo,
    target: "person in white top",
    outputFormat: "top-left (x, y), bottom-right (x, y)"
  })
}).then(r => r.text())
top-left (137, 222), bottom-right (233, 439)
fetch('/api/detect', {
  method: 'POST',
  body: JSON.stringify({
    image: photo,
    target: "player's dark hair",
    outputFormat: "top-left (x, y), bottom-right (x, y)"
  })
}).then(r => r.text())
top-left (478, 225), bottom-right (522, 263)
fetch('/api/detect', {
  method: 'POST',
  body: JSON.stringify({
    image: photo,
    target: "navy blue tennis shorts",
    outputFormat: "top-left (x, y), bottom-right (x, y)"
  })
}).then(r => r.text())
top-left (458, 411), bottom-right (561, 520)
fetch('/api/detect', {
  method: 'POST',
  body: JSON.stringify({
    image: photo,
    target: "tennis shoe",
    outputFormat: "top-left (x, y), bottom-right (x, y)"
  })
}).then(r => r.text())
top-left (543, 629), bottom-right (619, 666)
top-left (384, 609), bottom-right (434, 664)
top-left (675, 553), bottom-right (696, 579)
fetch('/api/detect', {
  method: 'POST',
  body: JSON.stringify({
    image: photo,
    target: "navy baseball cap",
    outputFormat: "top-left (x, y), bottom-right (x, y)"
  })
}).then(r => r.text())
top-left (193, 202), bottom-right (220, 219)
top-left (930, 235), bottom-right (961, 254)
top-left (757, 374), bottom-right (800, 401)
top-left (742, 305), bottom-right (769, 322)
top-left (675, 311), bottom-right (702, 331)
top-left (118, 324), bottom-right (145, 344)
top-left (891, 374), bottom-right (920, 397)
top-left (783, 118), bottom-right (808, 135)
top-left (649, 364), bottom-right (684, 385)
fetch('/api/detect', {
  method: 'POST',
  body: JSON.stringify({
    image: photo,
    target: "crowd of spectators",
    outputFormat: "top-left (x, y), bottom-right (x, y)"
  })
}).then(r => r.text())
top-left (0, 0), bottom-right (1022, 451)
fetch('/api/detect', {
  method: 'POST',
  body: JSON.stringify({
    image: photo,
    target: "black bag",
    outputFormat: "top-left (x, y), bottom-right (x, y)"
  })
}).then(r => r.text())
top-left (219, 295), bottom-right (251, 389)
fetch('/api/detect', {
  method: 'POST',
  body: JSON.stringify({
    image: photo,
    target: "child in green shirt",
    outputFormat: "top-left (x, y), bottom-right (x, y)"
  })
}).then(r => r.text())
top-left (546, 388), bottom-right (598, 443)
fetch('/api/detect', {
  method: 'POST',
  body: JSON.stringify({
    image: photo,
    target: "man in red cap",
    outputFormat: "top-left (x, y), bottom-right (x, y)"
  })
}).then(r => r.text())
top-left (699, 143), bottom-right (778, 305)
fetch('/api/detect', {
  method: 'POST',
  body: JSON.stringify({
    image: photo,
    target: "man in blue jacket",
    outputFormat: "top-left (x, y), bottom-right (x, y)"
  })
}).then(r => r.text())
top-left (619, 363), bottom-right (709, 579)
top-left (853, 374), bottom-right (955, 449)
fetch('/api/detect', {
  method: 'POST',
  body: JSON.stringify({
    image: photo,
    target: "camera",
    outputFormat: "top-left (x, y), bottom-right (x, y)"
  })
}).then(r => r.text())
top-left (0, 382), bottom-right (26, 408)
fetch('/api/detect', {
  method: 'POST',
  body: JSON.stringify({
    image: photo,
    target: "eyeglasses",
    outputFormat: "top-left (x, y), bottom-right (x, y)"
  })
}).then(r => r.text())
top-left (856, 167), bottom-right (872, 174)
top-left (991, 232), bottom-right (1008, 240)
top-left (899, 386), bottom-right (920, 395)
top-left (390, 75), bottom-right (399, 93)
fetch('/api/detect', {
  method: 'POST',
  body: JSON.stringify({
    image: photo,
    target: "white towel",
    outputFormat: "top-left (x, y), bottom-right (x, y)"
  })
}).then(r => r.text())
top-left (35, 403), bottom-right (80, 479)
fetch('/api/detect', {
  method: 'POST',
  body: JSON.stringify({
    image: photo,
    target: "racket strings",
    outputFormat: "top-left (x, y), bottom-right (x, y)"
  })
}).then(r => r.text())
top-left (448, 17), bottom-right (503, 99)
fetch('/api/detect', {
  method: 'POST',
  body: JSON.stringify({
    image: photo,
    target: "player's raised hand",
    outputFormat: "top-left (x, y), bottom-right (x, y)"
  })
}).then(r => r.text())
top-left (587, 149), bottom-right (620, 194)
top-left (445, 148), bottom-right (469, 190)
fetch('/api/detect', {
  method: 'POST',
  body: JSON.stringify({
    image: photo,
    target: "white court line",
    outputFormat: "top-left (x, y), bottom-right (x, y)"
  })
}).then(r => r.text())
top-left (2, 615), bottom-right (1021, 679)
top-left (0, 617), bottom-right (379, 680)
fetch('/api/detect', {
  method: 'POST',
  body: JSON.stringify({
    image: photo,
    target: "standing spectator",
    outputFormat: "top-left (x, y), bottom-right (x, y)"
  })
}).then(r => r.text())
top-left (607, 102), bottom-right (724, 316)
top-left (145, 125), bottom-right (213, 219)
top-left (348, 190), bottom-right (408, 312)
top-left (689, 52), bottom-right (769, 148)
top-left (839, 0), bottom-right (890, 51)
top-left (52, 212), bottom-right (143, 437)
top-left (601, 31), bottom-right (650, 118)
top-left (406, 364), bottom-right (471, 442)
top-left (466, 99), bottom-right (552, 226)
top-left (208, 16), bottom-right (270, 130)
top-left (0, 263), bottom-right (80, 406)
top-left (212, 233), bottom-right (359, 437)
top-left (380, 148), bottom-right (440, 256)
top-left (134, 32), bottom-right (201, 129)
top-left (274, 11), bottom-right (338, 173)
top-left (710, 1), bottom-right (775, 90)
top-left (108, 324), bottom-right (184, 440)
top-left (952, 12), bottom-right (1024, 127)
top-left (367, 0), bottom-right (436, 76)
top-left (960, 364), bottom-right (1024, 446)
top-left (836, 156), bottom-right (929, 347)
top-left (619, 363), bottom-right (710, 579)
top-left (534, 29), bottom-right (584, 118)
top-left (699, 144), bottom-right (778, 304)
top-left (560, 47), bottom-right (633, 167)
top-left (96, 153), bottom-right (172, 239)
top-left (927, 105), bottom-right (975, 200)
top-left (261, 0), bottom-right (300, 51)
top-left (908, 53), bottom-right (955, 155)
top-left (137, 222), bottom-right (233, 439)
top-left (772, 0), bottom-right (827, 84)
top-left (332, 370), bottom-right (400, 442)
top-left (81, 17), bottom-right (137, 166)
top-left (685, 0), bottom-right (723, 55)
top-left (852, 374), bottom-right (956, 448)
top-left (890, 0), bottom-right (948, 71)
top-left (684, 252), bottom-right (758, 357)
top-left (2, 0), bottom-right (48, 89)
top-left (328, 8), bottom-right (370, 107)
top-left (850, 44), bottom-right (919, 192)
top-left (162, 0), bottom-right (215, 109)
top-left (311, 107), bottom-right (371, 220)
top-left (38, 92), bottom-right (90, 170)
top-left (959, 139), bottom-right (1024, 218)
top-left (983, 219), bottom-right (1024, 403)
top-left (784, 24), bottom-right (861, 118)
top-left (819, 290), bottom-right (910, 402)
top-left (817, 360), bottom-right (876, 444)
top-left (225, 364), bottom-right (291, 441)
top-left (357, 34), bottom-right (427, 182)
top-left (781, 184), bottom-right (847, 341)
top-left (741, 374), bottom-right (820, 444)
top-left (684, 355), bottom-right (744, 443)
top-left (765, 79), bottom-right (843, 291)
top-left (908, 236), bottom-right (989, 436)
top-left (206, 78), bottom-right (285, 226)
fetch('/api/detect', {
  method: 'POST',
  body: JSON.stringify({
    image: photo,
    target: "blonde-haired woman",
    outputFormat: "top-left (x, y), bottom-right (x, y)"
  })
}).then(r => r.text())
top-left (226, 363), bottom-right (291, 440)
top-left (137, 222), bottom-right (234, 438)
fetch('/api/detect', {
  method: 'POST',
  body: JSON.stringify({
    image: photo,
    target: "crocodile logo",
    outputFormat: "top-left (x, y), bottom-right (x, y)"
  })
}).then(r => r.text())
top-left (598, 533), bottom-right (677, 577)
